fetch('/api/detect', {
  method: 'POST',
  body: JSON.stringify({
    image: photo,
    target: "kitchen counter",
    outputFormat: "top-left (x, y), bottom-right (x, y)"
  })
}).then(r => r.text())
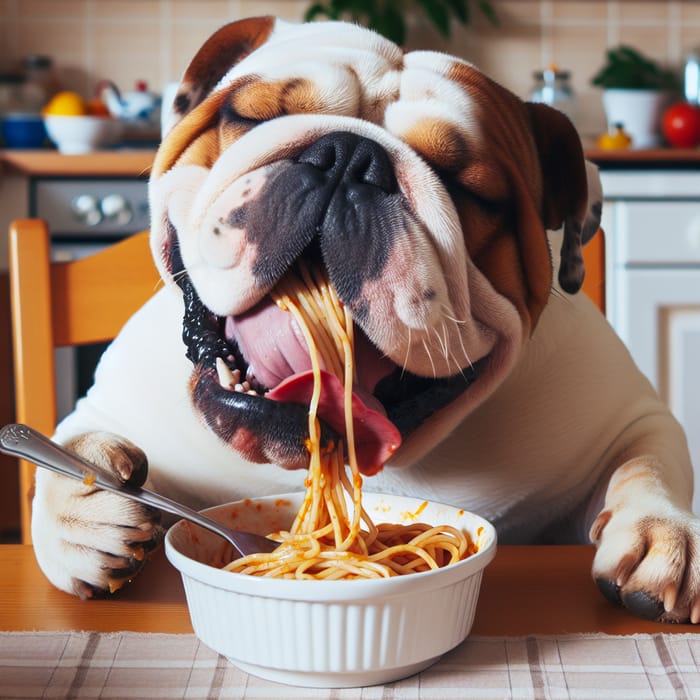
top-left (587, 146), bottom-right (700, 168)
top-left (0, 148), bottom-right (155, 177)
top-left (1, 146), bottom-right (700, 180)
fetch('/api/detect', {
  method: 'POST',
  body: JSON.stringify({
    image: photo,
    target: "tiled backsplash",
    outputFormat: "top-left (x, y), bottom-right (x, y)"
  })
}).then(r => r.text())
top-left (1, 0), bottom-right (700, 138)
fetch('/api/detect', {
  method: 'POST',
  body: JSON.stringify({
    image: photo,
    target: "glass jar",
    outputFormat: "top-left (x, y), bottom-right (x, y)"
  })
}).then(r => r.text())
top-left (0, 73), bottom-right (26, 118)
top-left (21, 55), bottom-right (58, 112)
top-left (684, 50), bottom-right (700, 105)
top-left (529, 65), bottom-right (575, 122)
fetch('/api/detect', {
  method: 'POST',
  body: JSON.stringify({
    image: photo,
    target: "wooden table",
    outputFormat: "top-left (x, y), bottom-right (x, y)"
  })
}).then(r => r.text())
top-left (0, 544), bottom-right (690, 636)
top-left (4, 544), bottom-right (699, 698)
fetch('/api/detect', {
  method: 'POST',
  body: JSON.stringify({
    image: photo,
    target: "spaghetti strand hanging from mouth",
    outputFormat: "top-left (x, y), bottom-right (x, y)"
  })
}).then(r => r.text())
top-left (223, 260), bottom-right (476, 579)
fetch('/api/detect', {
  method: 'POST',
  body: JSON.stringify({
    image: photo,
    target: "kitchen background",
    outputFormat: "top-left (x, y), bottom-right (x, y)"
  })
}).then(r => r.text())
top-left (2, 1), bottom-right (700, 540)
top-left (1, 0), bottom-right (700, 140)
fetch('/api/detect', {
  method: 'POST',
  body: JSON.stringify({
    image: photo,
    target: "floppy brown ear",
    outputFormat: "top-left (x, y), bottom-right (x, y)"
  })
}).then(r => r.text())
top-left (154, 16), bottom-right (276, 178)
top-left (525, 102), bottom-right (591, 294)
top-left (171, 16), bottom-right (275, 123)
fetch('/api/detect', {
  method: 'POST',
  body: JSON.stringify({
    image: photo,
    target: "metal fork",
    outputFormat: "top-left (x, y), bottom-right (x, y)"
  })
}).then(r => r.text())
top-left (0, 423), bottom-right (279, 557)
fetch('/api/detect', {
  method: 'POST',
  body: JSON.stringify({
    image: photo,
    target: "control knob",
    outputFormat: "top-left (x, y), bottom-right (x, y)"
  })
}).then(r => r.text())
top-left (71, 194), bottom-right (102, 226)
top-left (100, 193), bottom-right (133, 225)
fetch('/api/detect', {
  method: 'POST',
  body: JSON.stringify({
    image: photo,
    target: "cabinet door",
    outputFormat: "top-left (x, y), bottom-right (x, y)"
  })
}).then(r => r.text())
top-left (617, 269), bottom-right (700, 513)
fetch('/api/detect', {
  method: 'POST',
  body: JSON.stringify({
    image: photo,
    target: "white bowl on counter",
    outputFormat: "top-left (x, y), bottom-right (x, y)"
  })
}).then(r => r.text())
top-left (165, 491), bottom-right (497, 688)
top-left (43, 115), bottom-right (123, 154)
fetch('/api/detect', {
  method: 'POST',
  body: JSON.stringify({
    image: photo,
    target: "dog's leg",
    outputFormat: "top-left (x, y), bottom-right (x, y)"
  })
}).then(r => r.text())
top-left (31, 432), bottom-right (164, 599)
top-left (589, 421), bottom-right (700, 623)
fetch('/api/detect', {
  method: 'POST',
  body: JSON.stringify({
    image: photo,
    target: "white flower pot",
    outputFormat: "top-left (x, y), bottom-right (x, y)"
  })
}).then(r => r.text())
top-left (602, 89), bottom-right (671, 149)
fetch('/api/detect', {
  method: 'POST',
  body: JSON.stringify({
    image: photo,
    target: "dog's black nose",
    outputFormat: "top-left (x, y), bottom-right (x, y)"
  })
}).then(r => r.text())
top-left (297, 131), bottom-right (398, 197)
top-left (246, 130), bottom-right (403, 305)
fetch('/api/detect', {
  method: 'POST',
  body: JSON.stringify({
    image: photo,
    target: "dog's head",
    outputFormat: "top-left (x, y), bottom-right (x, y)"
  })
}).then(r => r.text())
top-left (149, 16), bottom-right (602, 473)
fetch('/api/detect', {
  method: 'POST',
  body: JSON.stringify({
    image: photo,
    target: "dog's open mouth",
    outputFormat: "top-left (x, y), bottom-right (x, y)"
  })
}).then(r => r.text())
top-left (173, 248), bottom-right (481, 474)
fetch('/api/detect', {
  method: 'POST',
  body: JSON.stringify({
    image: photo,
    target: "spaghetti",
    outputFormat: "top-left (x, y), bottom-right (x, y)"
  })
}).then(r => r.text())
top-left (224, 262), bottom-right (476, 579)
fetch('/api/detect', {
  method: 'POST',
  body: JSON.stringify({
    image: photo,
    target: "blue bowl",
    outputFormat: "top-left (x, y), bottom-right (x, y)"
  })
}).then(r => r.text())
top-left (1, 113), bottom-right (47, 148)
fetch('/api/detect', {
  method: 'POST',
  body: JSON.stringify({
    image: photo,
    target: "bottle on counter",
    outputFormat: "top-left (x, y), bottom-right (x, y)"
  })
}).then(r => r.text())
top-left (529, 64), bottom-right (576, 122)
top-left (0, 71), bottom-right (46, 148)
top-left (0, 73), bottom-right (26, 118)
top-left (685, 50), bottom-right (700, 105)
top-left (21, 55), bottom-right (58, 113)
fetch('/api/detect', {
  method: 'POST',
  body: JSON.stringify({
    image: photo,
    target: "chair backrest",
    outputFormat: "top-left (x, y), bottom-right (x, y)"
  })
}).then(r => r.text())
top-left (581, 228), bottom-right (606, 314)
top-left (8, 218), bottom-right (160, 543)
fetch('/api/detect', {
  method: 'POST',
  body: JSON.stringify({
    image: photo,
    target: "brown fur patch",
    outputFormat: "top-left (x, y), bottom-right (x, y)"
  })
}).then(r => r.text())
top-left (443, 60), bottom-right (554, 330)
top-left (230, 77), bottom-right (317, 120)
top-left (402, 118), bottom-right (468, 173)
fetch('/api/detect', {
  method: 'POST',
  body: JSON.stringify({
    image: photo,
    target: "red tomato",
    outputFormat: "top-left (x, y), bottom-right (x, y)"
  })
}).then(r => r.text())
top-left (662, 102), bottom-right (700, 148)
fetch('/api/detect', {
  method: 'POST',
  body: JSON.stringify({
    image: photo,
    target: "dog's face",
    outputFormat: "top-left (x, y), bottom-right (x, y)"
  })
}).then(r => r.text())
top-left (149, 16), bottom-right (601, 473)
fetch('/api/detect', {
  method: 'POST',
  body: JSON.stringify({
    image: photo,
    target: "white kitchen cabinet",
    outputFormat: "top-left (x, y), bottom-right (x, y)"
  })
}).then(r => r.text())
top-left (601, 171), bottom-right (700, 513)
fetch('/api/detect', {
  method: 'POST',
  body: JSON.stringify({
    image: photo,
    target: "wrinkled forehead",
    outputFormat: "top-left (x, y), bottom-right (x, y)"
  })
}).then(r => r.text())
top-left (212, 19), bottom-right (405, 99)
top-left (155, 19), bottom-right (534, 194)
top-left (163, 19), bottom-right (404, 138)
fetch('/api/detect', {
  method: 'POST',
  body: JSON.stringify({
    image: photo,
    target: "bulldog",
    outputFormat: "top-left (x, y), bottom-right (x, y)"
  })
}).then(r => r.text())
top-left (31, 16), bottom-right (700, 623)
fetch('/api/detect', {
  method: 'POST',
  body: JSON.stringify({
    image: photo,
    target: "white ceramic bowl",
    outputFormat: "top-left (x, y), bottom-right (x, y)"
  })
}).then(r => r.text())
top-left (43, 115), bottom-right (122, 154)
top-left (165, 492), bottom-right (497, 688)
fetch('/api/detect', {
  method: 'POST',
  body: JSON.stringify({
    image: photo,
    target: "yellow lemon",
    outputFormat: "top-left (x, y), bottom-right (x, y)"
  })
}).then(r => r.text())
top-left (596, 123), bottom-right (632, 150)
top-left (43, 91), bottom-right (89, 116)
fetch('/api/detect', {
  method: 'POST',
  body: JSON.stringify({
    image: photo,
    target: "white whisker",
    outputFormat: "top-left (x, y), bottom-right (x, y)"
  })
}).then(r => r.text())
top-left (433, 324), bottom-right (449, 364)
top-left (440, 302), bottom-right (467, 326)
top-left (401, 327), bottom-right (412, 376)
top-left (171, 268), bottom-right (189, 284)
top-left (453, 318), bottom-right (474, 370)
top-left (440, 322), bottom-right (462, 376)
top-left (422, 338), bottom-right (437, 378)
top-left (442, 322), bottom-right (451, 365)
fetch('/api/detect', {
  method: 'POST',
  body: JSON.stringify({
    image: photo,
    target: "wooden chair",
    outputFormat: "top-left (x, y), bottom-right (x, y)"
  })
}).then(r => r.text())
top-left (581, 228), bottom-right (606, 314)
top-left (8, 219), bottom-right (161, 543)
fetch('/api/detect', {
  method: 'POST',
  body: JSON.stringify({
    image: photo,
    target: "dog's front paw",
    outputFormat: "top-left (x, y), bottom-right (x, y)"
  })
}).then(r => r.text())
top-left (31, 432), bottom-right (164, 599)
top-left (590, 505), bottom-right (700, 623)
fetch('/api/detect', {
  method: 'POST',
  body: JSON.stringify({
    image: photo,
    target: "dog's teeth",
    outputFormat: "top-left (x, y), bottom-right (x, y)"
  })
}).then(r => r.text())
top-left (216, 357), bottom-right (236, 389)
top-left (216, 358), bottom-right (258, 396)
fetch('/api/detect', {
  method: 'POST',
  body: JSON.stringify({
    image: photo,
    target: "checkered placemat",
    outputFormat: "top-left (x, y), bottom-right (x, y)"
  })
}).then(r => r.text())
top-left (1, 631), bottom-right (699, 699)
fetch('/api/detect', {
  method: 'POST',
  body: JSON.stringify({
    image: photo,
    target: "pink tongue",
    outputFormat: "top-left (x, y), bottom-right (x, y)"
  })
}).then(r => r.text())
top-left (267, 370), bottom-right (401, 475)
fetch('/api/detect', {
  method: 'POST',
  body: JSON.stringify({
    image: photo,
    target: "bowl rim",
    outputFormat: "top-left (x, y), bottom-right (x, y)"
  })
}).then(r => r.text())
top-left (165, 491), bottom-right (497, 601)
top-left (43, 114), bottom-right (119, 123)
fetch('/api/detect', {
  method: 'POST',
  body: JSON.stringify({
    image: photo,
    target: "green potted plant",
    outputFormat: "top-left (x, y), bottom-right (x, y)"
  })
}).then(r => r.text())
top-left (591, 46), bottom-right (681, 148)
top-left (304, 0), bottom-right (498, 46)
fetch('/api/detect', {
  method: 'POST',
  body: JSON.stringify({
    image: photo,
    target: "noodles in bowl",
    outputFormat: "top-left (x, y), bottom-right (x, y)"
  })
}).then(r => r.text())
top-left (165, 492), bottom-right (496, 687)
top-left (221, 262), bottom-right (477, 580)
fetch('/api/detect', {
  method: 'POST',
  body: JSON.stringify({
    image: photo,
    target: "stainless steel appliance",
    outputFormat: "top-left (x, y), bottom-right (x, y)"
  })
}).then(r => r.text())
top-left (30, 177), bottom-right (150, 419)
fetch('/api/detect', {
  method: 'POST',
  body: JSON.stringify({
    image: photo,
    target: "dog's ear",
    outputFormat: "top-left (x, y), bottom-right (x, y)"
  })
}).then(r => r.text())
top-left (154, 16), bottom-right (276, 178)
top-left (166, 16), bottom-right (275, 131)
top-left (525, 102), bottom-right (602, 294)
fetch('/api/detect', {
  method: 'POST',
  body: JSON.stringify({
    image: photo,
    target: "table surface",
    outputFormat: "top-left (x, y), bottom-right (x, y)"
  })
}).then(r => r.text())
top-left (0, 543), bottom-right (693, 636)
